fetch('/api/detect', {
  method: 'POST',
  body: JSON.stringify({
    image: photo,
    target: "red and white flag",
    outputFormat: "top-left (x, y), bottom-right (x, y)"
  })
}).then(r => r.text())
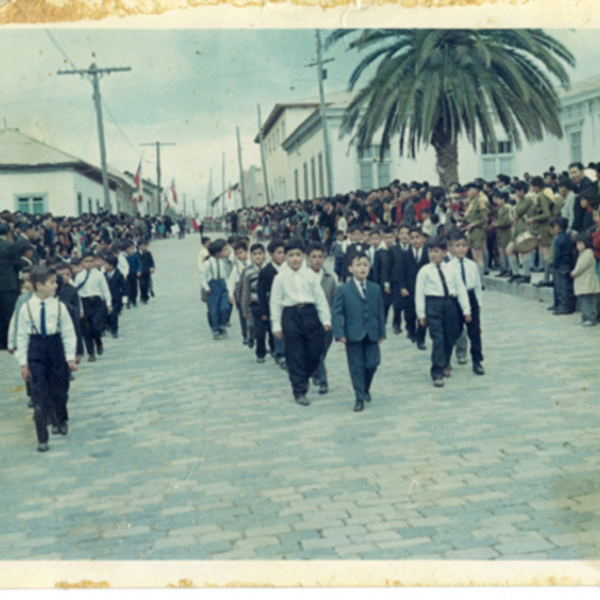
top-left (164, 192), bottom-right (170, 211)
top-left (228, 185), bottom-right (232, 199)
top-left (133, 160), bottom-right (144, 203)
top-left (170, 178), bottom-right (178, 204)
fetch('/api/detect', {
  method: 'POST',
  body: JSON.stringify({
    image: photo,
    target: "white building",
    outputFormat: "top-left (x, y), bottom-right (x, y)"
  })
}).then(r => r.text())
top-left (242, 165), bottom-right (265, 208)
top-left (0, 128), bottom-right (147, 217)
top-left (256, 75), bottom-right (600, 199)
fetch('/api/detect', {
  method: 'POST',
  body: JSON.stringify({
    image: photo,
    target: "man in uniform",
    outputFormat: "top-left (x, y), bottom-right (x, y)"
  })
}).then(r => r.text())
top-left (461, 181), bottom-right (490, 283)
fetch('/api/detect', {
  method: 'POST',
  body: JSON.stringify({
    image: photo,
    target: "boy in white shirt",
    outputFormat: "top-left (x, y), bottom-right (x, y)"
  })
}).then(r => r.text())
top-left (415, 236), bottom-right (471, 388)
top-left (201, 239), bottom-right (233, 340)
top-left (270, 238), bottom-right (332, 407)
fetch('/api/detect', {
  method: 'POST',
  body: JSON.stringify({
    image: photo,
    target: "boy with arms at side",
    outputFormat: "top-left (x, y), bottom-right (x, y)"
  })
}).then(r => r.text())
top-left (201, 239), bottom-right (233, 340)
top-left (258, 239), bottom-right (286, 368)
top-left (306, 242), bottom-right (337, 395)
top-left (123, 241), bottom-right (142, 308)
top-left (332, 252), bottom-right (386, 413)
top-left (415, 236), bottom-right (471, 388)
top-left (104, 255), bottom-right (127, 338)
top-left (16, 265), bottom-right (78, 452)
top-left (138, 240), bottom-right (155, 305)
top-left (241, 243), bottom-right (267, 358)
top-left (227, 241), bottom-right (250, 345)
top-left (384, 224), bottom-right (411, 334)
top-left (550, 216), bottom-right (575, 315)
top-left (56, 262), bottom-right (84, 363)
top-left (270, 239), bottom-right (331, 407)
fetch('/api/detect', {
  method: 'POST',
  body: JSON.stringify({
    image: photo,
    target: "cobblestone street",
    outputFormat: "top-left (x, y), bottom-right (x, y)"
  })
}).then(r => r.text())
top-left (1, 235), bottom-right (599, 561)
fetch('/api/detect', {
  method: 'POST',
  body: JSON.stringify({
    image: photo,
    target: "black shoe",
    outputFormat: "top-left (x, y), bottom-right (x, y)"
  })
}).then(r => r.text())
top-left (37, 443), bottom-right (49, 453)
top-left (243, 338), bottom-right (249, 346)
top-left (547, 305), bottom-right (558, 311)
top-left (508, 274), bottom-right (521, 283)
top-left (295, 395), bottom-right (310, 406)
top-left (353, 400), bottom-right (364, 412)
top-left (213, 333), bottom-right (222, 340)
top-left (365, 393), bottom-right (371, 403)
top-left (279, 360), bottom-right (287, 370)
top-left (533, 280), bottom-right (549, 288)
top-left (433, 379), bottom-right (444, 388)
top-left (59, 422), bottom-right (68, 436)
top-left (111, 333), bottom-right (119, 339)
top-left (393, 324), bottom-right (401, 335)
top-left (443, 366), bottom-right (452, 378)
top-left (88, 354), bottom-right (96, 362)
top-left (319, 383), bottom-right (328, 395)
top-left (150, 290), bottom-right (155, 298)
top-left (27, 399), bottom-right (33, 409)
top-left (126, 304), bottom-right (131, 309)
top-left (540, 281), bottom-right (554, 287)
top-left (248, 339), bottom-right (255, 349)
top-left (456, 355), bottom-right (467, 365)
top-left (69, 373), bottom-right (75, 381)
top-left (51, 425), bottom-right (60, 435)
top-left (473, 363), bottom-right (485, 376)
top-left (553, 309), bottom-right (574, 316)
top-left (515, 276), bottom-right (531, 284)
top-left (417, 341), bottom-right (427, 351)
top-left (96, 344), bottom-right (104, 356)
top-left (499, 271), bottom-right (512, 278)
top-left (257, 357), bottom-right (265, 364)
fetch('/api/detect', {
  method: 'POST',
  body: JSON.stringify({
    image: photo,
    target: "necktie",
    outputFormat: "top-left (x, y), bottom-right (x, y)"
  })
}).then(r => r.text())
top-left (437, 265), bottom-right (449, 297)
top-left (40, 301), bottom-right (47, 338)
top-left (76, 269), bottom-right (90, 291)
top-left (361, 281), bottom-right (366, 297)
top-left (460, 259), bottom-right (466, 285)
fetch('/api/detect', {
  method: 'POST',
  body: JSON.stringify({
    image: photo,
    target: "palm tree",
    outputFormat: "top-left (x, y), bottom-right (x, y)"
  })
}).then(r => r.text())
top-left (327, 29), bottom-right (575, 186)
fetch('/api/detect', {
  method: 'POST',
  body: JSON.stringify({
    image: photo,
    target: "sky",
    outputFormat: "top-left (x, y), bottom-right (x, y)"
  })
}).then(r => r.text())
top-left (0, 28), bottom-right (597, 214)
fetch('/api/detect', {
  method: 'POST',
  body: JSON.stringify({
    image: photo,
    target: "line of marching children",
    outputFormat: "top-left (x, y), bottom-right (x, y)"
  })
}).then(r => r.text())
top-left (199, 222), bottom-right (486, 412)
top-left (6, 238), bottom-right (156, 453)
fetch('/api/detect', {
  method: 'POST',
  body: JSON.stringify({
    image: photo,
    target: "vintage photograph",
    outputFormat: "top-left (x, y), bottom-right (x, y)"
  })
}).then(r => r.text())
top-left (0, 26), bottom-right (599, 580)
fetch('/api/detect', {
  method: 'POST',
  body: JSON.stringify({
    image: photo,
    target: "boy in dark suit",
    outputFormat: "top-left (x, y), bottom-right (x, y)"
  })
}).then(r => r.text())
top-left (138, 240), bottom-right (155, 305)
top-left (56, 262), bottom-right (84, 363)
top-left (258, 239), bottom-right (286, 367)
top-left (104, 255), bottom-right (127, 338)
top-left (366, 228), bottom-right (385, 285)
top-left (332, 251), bottom-right (386, 412)
top-left (398, 227), bottom-right (429, 349)
top-left (384, 224), bottom-right (411, 334)
top-left (343, 225), bottom-right (369, 282)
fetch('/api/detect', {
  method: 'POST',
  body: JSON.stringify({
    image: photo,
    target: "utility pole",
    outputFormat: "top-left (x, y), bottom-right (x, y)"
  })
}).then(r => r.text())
top-left (140, 141), bottom-right (176, 215)
top-left (221, 151), bottom-right (226, 216)
top-left (257, 104), bottom-right (271, 205)
top-left (208, 168), bottom-right (214, 217)
top-left (307, 30), bottom-right (335, 198)
top-left (236, 126), bottom-right (247, 208)
top-left (183, 193), bottom-right (187, 216)
top-left (58, 63), bottom-right (132, 212)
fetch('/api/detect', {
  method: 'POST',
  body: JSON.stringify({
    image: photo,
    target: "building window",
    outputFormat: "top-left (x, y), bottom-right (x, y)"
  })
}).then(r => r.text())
top-left (311, 157), bottom-right (317, 198)
top-left (96, 199), bottom-right (101, 213)
top-left (359, 162), bottom-right (373, 191)
top-left (303, 162), bottom-right (309, 201)
top-left (294, 169), bottom-right (299, 199)
top-left (480, 139), bottom-right (514, 180)
top-left (16, 195), bottom-right (46, 215)
top-left (377, 162), bottom-right (391, 187)
top-left (77, 193), bottom-right (83, 216)
top-left (570, 131), bottom-right (582, 163)
top-left (481, 140), bottom-right (512, 155)
top-left (318, 153), bottom-right (324, 196)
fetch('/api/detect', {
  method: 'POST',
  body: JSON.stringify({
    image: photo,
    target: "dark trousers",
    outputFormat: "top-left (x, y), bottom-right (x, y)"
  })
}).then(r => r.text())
top-left (0, 290), bottom-right (18, 349)
top-left (464, 290), bottom-right (483, 364)
top-left (139, 273), bottom-right (151, 302)
top-left (28, 334), bottom-right (70, 444)
top-left (207, 279), bottom-right (231, 334)
top-left (334, 257), bottom-right (345, 281)
top-left (107, 304), bottom-right (121, 335)
top-left (251, 303), bottom-right (267, 359)
top-left (235, 299), bottom-right (248, 340)
top-left (313, 328), bottom-right (333, 386)
top-left (81, 296), bottom-right (105, 355)
top-left (345, 336), bottom-right (381, 402)
top-left (127, 273), bottom-right (139, 306)
top-left (282, 305), bottom-right (325, 398)
top-left (405, 296), bottom-right (426, 343)
top-left (426, 296), bottom-right (462, 380)
top-left (554, 266), bottom-right (575, 311)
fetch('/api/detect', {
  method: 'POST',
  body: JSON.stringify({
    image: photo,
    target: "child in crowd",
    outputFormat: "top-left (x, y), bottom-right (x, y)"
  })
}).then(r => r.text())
top-left (399, 227), bottom-right (429, 350)
top-left (123, 241), bottom-right (142, 308)
top-left (227, 241), bottom-right (250, 345)
top-left (306, 242), bottom-right (337, 395)
top-left (73, 251), bottom-right (112, 362)
top-left (332, 252), bottom-right (386, 412)
top-left (56, 262), bottom-right (84, 364)
top-left (381, 226), bottom-right (397, 330)
top-left (367, 228), bottom-right (385, 284)
top-left (16, 265), bottom-right (77, 452)
top-left (331, 230), bottom-right (347, 281)
top-left (492, 190), bottom-right (513, 277)
top-left (343, 225), bottom-right (368, 281)
top-left (415, 236), bottom-right (471, 388)
top-left (448, 232), bottom-right (485, 375)
top-left (201, 239), bottom-right (233, 340)
top-left (104, 255), bottom-right (127, 338)
top-left (258, 239), bottom-right (286, 367)
top-left (270, 239), bottom-right (331, 406)
top-left (241, 243), bottom-right (267, 359)
top-left (550, 217), bottom-right (575, 315)
top-left (385, 224), bottom-right (411, 334)
top-left (138, 240), bottom-right (155, 304)
top-left (571, 233), bottom-right (600, 326)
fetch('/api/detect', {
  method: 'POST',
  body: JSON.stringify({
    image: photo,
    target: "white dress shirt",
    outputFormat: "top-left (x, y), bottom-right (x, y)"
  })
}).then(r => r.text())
top-left (398, 242), bottom-right (410, 252)
top-left (74, 268), bottom-right (112, 308)
top-left (411, 247), bottom-right (423, 263)
top-left (270, 262), bottom-right (332, 334)
top-left (448, 255), bottom-right (483, 307)
top-left (415, 261), bottom-right (471, 320)
top-left (16, 295), bottom-right (77, 367)
top-left (201, 256), bottom-right (228, 292)
top-left (118, 252), bottom-right (130, 279)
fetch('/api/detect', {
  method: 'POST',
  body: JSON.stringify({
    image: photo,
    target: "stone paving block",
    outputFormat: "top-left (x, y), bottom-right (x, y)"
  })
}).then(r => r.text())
top-left (301, 536), bottom-right (350, 551)
top-left (234, 536), bottom-right (280, 550)
top-left (377, 536), bottom-right (431, 550)
top-left (445, 547), bottom-right (500, 560)
top-left (495, 538), bottom-right (556, 556)
top-left (244, 524), bottom-right (291, 538)
top-left (152, 535), bottom-right (196, 550)
top-left (102, 526), bottom-right (151, 539)
top-left (334, 543), bottom-right (378, 556)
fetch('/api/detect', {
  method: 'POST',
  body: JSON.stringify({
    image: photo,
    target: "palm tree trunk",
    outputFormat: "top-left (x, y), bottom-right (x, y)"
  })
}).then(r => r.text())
top-left (432, 133), bottom-right (459, 190)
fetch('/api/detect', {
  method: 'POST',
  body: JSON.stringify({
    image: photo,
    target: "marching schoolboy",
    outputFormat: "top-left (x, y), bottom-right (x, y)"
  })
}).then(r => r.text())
top-left (56, 262), bottom-right (84, 363)
top-left (448, 231), bottom-right (485, 375)
top-left (74, 251), bottom-right (112, 362)
top-left (227, 241), bottom-right (250, 345)
top-left (123, 240), bottom-right (142, 308)
top-left (332, 251), bottom-right (386, 412)
top-left (330, 229), bottom-right (346, 281)
top-left (138, 240), bottom-right (155, 305)
top-left (241, 243), bottom-right (267, 359)
top-left (415, 236), bottom-right (471, 388)
top-left (104, 255), bottom-right (127, 338)
top-left (306, 241), bottom-right (337, 395)
top-left (16, 265), bottom-right (77, 452)
top-left (201, 239), bottom-right (233, 340)
top-left (270, 238), bottom-right (331, 407)
top-left (549, 216), bottom-right (575, 315)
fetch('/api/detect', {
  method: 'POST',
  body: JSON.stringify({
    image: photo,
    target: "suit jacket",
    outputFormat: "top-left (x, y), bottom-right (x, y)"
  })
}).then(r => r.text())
top-left (139, 250), bottom-right (155, 275)
top-left (257, 263), bottom-right (278, 319)
top-left (373, 248), bottom-right (387, 287)
top-left (105, 269), bottom-right (127, 311)
top-left (385, 245), bottom-right (403, 286)
top-left (398, 247), bottom-right (429, 295)
top-left (58, 283), bottom-right (81, 324)
top-left (0, 238), bottom-right (20, 292)
top-left (319, 268), bottom-right (337, 307)
top-left (332, 279), bottom-right (386, 343)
